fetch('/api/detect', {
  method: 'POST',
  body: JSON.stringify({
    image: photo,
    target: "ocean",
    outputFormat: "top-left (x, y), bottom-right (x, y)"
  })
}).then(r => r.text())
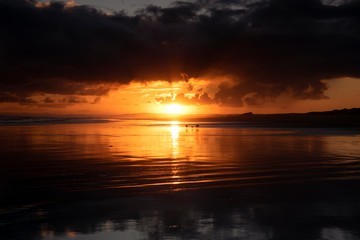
top-left (1, 119), bottom-right (360, 240)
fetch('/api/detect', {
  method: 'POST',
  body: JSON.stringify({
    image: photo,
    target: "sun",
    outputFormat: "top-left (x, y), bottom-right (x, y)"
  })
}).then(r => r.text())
top-left (165, 104), bottom-right (183, 114)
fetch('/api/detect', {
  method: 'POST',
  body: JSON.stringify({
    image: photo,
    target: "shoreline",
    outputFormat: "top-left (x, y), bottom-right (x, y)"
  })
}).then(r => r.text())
top-left (1, 108), bottom-right (360, 128)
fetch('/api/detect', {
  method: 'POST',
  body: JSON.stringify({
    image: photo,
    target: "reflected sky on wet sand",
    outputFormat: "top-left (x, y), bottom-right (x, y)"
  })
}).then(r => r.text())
top-left (1, 120), bottom-right (360, 240)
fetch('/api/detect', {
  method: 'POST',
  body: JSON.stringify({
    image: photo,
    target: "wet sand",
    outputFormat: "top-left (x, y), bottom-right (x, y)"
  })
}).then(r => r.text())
top-left (1, 120), bottom-right (360, 239)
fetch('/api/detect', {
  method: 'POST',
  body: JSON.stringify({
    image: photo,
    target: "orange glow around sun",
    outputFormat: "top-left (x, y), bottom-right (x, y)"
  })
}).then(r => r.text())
top-left (164, 104), bottom-right (183, 114)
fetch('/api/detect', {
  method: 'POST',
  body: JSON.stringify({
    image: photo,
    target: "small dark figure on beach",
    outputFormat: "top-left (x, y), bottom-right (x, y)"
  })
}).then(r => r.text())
top-left (185, 124), bottom-right (200, 128)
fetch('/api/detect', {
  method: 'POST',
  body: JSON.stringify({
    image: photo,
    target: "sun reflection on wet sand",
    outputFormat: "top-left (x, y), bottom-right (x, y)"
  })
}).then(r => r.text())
top-left (1, 121), bottom-right (360, 240)
top-left (170, 122), bottom-right (181, 185)
top-left (1, 121), bottom-right (360, 194)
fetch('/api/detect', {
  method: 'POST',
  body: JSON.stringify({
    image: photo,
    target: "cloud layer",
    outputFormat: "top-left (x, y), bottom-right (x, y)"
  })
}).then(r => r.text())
top-left (1, 0), bottom-right (360, 106)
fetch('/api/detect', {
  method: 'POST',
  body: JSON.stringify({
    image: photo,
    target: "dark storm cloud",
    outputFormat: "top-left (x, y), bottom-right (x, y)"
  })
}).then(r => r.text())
top-left (1, 0), bottom-right (360, 106)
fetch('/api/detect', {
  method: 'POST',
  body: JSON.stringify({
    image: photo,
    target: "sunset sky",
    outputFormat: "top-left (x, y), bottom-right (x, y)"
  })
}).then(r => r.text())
top-left (1, 0), bottom-right (360, 115)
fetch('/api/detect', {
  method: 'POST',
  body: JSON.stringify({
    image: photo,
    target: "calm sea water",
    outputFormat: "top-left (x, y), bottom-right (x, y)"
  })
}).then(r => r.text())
top-left (1, 120), bottom-right (360, 240)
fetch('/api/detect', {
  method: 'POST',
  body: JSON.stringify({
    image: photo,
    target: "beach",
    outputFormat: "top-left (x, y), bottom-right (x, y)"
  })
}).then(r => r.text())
top-left (1, 119), bottom-right (360, 239)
